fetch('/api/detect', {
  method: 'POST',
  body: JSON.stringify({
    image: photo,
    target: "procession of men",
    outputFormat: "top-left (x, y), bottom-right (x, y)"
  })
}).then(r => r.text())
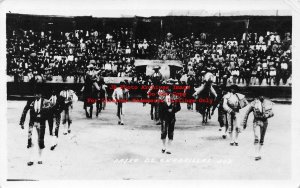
top-left (18, 64), bottom-right (274, 166)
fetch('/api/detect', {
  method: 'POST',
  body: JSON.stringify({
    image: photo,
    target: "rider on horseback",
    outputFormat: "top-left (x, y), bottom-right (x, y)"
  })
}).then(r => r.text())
top-left (193, 71), bottom-right (218, 123)
top-left (193, 72), bottom-right (217, 99)
top-left (148, 65), bottom-right (163, 124)
top-left (81, 64), bottom-right (102, 118)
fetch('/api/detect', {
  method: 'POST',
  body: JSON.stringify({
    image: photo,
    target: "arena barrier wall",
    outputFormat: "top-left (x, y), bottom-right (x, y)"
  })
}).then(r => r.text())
top-left (7, 82), bottom-right (291, 103)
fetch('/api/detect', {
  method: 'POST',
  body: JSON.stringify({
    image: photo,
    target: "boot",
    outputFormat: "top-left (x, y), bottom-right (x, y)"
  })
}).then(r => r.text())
top-left (27, 146), bottom-right (34, 166)
top-left (222, 127), bottom-right (227, 139)
top-left (68, 122), bottom-right (72, 133)
top-left (37, 148), bottom-right (43, 164)
top-left (161, 139), bottom-right (166, 153)
top-left (234, 131), bottom-right (239, 146)
top-left (89, 107), bottom-right (93, 118)
top-left (166, 140), bottom-right (172, 154)
top-left (63, 124), bottom-right (68, 135)
top-left (50, 136), bottom-right (58, 150)
top-left (255, 144), bottom-right (262, 161)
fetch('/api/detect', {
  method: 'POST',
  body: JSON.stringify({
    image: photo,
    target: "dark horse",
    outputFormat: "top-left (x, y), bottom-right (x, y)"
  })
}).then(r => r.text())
top-left (81, 75), bottom-right (100, 118)
top-left (148, 85), bottom-right (160, 124)
top-left (195, 83), bottom-right (216, 124)
top-left (96, 77), bottom-right (107, 117)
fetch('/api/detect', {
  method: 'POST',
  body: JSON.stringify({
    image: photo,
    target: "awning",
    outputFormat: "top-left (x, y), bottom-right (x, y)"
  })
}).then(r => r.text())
top-left (135, 59), bottom-right (183, 67)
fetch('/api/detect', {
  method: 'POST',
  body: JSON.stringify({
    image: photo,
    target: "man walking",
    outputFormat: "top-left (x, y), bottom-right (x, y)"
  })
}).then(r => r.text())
top-left (158, 79), bottom-right (181, 154)
top-left (19, 89), bottom-right (51, 166)
top-left (241, 95), bottom-right (274, 160)
top-left (48, 90), bottom-right (64, 150)
top-left (223, 84), bottom-right (248, 146)
top-left (112, 81), bottom-right (130, 125)
top-left (60, 86), bottom-right (78, 135)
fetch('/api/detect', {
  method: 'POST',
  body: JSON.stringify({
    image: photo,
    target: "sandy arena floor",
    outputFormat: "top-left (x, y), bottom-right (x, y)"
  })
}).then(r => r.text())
top-left (7, 101), bottom-right (291, 180)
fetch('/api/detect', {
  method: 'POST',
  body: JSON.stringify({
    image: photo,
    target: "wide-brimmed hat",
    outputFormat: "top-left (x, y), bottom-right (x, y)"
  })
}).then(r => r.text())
top-left (153, 65), bottom-right (161, 70)
top-left (87, 64), bottom-right (94, 69)
top-left (166, 78), bottom-right (177, 85)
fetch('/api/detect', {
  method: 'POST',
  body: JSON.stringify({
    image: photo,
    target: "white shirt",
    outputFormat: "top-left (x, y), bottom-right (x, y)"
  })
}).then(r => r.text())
top-left (112, 87), bottom-right (129, 101)
top-left (262, 62), bottom-right (268, 69)
top-left (105, 63), bottom-right (112, 70)
top-left (223, 92), bottom-right (241, 112)
top-left (254, 100), bottom-right (263, 113)
top-left (125, 48), bottom-right (131, 54)
top-left (34, 99), bottom-right (41, 113)
top-left (281, 63), bottom-right (288, 70)
top-left (165, 94), bottom-right (171, 106)
top-left (259, 36), bottom-right (264, 43)
top-left (68, 55), bottom-right (74, 61)
top-left (270, 69), bottom-right (276, 76)
top-left (60, 90), bottom-right (70, 102)
top-left (50, 95), bottom-right (57, 105)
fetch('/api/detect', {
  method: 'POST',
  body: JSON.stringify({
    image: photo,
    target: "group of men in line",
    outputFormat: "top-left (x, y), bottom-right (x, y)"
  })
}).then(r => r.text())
top-left (144, 66), bottom-right (275, 160)
top-left (209, 83), bottom-right (274, 161)
top-left (18, 67), bottom-right (274, 166)
top-left (19, 86), bottom-right (78, 166)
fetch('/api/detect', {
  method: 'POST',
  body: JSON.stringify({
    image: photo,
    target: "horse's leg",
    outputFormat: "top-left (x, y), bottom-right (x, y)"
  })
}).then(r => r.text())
top-left (205, 108), bottom-right (208, 123)
top-left (150, 104), bottom-right (154, 120)
top-left (84, 101), bottom-right (90, 118)
top-left (202, 112), bottom-right (205, 124)
top-left (155, 103), bottom-right (159, 121)
top-left (89, 104), bottom-right (93, 118)
top-left (96, 101), bottom-right (99, 117)
top-left (155, 103), bottom-right (161, 125)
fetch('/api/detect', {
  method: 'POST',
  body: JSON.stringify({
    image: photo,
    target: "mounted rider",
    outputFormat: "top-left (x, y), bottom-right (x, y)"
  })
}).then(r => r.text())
top-left (148, 65), bottom-right (163, 124)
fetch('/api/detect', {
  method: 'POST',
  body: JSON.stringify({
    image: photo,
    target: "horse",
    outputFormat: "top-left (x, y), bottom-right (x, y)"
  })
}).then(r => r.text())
top-left (148, 85), bottom-right (160, 124)
top-left (96, 80), bottom-right (107, 117)
top-left (81, 74), bottom-right (99, 118)
top-left (194, 82), bottom-right (216, 124)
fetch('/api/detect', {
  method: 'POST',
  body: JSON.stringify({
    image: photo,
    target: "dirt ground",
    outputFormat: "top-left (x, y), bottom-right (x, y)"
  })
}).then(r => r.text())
top-left (6, 100), bottom-right (291, 180)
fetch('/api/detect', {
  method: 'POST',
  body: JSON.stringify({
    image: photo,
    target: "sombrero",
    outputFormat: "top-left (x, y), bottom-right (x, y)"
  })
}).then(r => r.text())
top-left (153, 65), bottom-right (161, 70)
top-left (166, 78), bottom-right (177, 85)
top-left (87, 64), bottom-right (94, 69)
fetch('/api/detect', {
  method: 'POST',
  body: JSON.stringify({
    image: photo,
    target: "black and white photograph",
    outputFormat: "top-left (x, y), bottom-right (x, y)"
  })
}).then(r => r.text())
top-left (0, 0), bottom-right (300, 187)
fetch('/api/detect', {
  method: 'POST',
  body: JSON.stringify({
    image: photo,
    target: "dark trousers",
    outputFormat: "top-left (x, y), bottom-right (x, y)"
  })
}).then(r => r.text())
top-left (218, 108), bottom-right (228, 129)
top-left (62, 105), bottom-right (72, 125)
top-left (117, 102), bottom-right (123, 118)
top-left (150, 103), bottom-right (159, 121)
top-left (27, 117), bottom-right (46, 149)
top-left (96, 100), bottom-right (103, 116)
top-left (161, 115), bottom-right (175, 140)
top-left (85, 102), bottom-right (93, 118)
top-left (48, 112), bottom-right (61, 137)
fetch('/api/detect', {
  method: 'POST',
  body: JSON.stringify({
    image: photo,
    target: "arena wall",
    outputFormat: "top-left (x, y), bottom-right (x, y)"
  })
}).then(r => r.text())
top-left (7, 82), bottom-right (291, 102)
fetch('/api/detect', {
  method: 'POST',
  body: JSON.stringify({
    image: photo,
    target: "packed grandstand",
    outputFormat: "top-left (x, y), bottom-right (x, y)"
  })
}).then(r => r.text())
top-left (6, 14), bottom-right (292, 86)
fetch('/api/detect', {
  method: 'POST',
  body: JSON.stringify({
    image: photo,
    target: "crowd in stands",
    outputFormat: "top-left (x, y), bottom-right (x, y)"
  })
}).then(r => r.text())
top-left (7, 26), bottom-right (292, 86)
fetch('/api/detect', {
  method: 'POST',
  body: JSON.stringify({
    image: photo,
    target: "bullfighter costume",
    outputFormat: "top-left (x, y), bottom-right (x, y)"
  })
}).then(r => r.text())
top-left (241, 96), bottom-right (274, 160)
top-left (19, 90), bottom-right (51, 166)
top-left (158, 79), bottom-right (181, 154)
